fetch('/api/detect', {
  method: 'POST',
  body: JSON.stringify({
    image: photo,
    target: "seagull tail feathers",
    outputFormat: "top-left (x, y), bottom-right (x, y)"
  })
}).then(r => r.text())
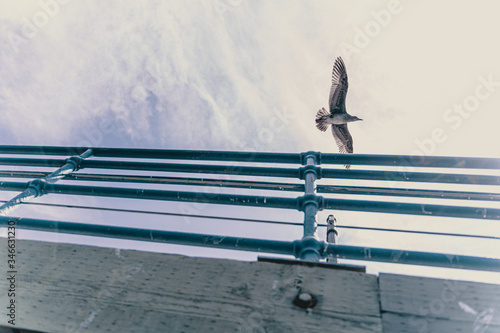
top-left (315, 108), bottom-right (330, 132)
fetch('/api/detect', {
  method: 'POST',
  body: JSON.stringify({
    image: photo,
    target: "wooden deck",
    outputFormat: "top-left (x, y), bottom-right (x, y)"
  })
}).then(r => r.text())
top-left (0, 239), bottom-right (499, 332)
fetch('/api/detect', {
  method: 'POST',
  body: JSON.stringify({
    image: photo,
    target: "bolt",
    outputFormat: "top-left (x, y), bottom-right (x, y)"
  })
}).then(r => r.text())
top-left (293, 292), bottom-right (317, 309)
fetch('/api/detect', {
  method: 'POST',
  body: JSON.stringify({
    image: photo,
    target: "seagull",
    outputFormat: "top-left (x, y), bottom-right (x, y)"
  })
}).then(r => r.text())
top-left (315, 57), bottom-right (362, 168)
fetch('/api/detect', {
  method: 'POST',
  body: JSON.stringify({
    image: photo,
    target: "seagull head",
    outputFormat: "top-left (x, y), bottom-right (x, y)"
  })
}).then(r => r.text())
top-left (347, 115), bottom-right (363, 122)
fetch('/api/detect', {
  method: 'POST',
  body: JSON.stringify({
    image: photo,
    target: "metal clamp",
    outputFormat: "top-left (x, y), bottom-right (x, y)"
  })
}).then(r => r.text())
top-left (26, 179), bottom-right (47, 197)
top-left (298, 165), bottom-right (322, 180)
top-left (64, 149), bottom-right (93, 172)
top-left (297, 194), bottom-right (324, 212)
top-left (293, 236), bottom-right (328, 261)
top-left (64, 156), bottom-right (84, 172)
top-left (300, 151), bottom-right (321, 165)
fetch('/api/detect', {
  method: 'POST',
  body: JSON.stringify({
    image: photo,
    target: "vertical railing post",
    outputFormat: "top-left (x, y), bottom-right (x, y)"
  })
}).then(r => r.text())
top-left (303, 153), bottom-right (319, 238)
top-left (294, 152), bottom-right (327, 262)
top-left (0, 149), bottom-right (93, 216)
top-left (326, 214), bottom-right (338, 263)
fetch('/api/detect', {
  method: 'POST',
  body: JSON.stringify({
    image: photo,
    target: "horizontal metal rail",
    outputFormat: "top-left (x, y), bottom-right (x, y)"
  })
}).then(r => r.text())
top-left (0, 170), bottom-right (49, 178)
top-left (0, 181), bottom-right (297, 209)
top-left (325, 244), bottom-right (500, 272)
top-left (1, 171), bottom-right (498, 202)
top-left (0, 146), bottom-right (301, 164)
top-left (0, 181), bottom-right (498, 220)
top-left (81, 160), bottom-right (300, 178)
top-left (321, 169), bottom-right (500, 185)
top-left (334, 225), bottom-right (500, 240)
top-left (0, 157), bottom-right (64, 168)
top-left (323, 197), bottom-right (500, 220)
top-left (67, 174), bottom-right (304, 191)
top-left (320, 153), bottom-right (500, 169)
top-left (0, 146), bottom-right (499, 168)
top-left (4, 216), bottom-right (500, 272)
top-left (0, 158), bottom-right (299, 178)
top-left (317, 185), bottom-right (500, 201)
top-left (0, 170), bottom-right (303, 191)
top-left (4, 217), bottom-right (295, 255)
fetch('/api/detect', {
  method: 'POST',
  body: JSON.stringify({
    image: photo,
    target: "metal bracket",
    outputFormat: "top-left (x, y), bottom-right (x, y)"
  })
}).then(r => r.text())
top-left (293, 236), bottom-right (328, 261)
top-left (300, 151), bottom-right (321, 165)
top-left (64, 156), bottom-right (84, 172)
top-left (297, 194), bottom-right (324, 212)
top-left (64, 149), bottom-right (93, 172)
top-left (26, 179), bottom-right (47, 198)
top-left (298, 165), bottom-right (322, 180)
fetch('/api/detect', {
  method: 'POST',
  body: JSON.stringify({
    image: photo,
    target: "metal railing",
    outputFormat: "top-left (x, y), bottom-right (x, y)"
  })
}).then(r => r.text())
top-left (0, 146), bottom-right (499, 271)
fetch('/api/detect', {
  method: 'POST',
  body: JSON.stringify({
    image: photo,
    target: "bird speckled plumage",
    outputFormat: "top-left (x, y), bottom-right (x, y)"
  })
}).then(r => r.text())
top-left (315, 57), bottom-right (362, 168)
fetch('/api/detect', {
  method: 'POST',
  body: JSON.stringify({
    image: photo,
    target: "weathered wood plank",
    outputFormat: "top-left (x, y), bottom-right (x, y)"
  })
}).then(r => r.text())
top-left (0, 326), bottom-right (44, 333)
top-left (380, 273), bottom-right (500, 333)
top-left (0, 239), bottom-right (382, 333)
top-left (382, 312), bottom-right (500, 333)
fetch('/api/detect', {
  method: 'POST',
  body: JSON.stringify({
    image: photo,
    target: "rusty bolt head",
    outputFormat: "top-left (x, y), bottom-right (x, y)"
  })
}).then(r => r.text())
top-left (293, 292), bottom-right (317, 309)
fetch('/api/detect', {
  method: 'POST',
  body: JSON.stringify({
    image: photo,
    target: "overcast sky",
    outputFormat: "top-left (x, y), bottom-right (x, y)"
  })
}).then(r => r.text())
top-left (1, 1), bottom-right (500, 284)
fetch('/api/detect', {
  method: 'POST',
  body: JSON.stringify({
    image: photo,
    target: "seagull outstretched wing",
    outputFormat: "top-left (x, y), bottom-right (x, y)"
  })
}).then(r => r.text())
top-left (331, 124), bottom-right (353, 154)
top-left (328, 57), bottom-right (349, 114)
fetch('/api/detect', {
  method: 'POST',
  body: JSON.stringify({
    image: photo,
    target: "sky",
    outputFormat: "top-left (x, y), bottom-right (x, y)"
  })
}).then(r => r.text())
top-left (0, 0), bottom-right (500, 284)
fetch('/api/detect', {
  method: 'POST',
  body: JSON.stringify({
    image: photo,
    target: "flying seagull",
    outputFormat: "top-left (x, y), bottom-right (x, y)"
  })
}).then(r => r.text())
top-left (315, 57), bottom-right (362, 168)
